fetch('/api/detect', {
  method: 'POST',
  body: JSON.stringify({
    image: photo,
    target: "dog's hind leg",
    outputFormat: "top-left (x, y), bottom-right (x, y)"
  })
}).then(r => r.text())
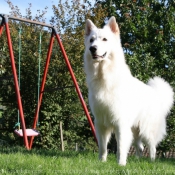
top-left (132, 127), bottom-right (144, 158)
top-left (149, 143), bottom-right (156, 161)
top-left (134, 139), bottom-right (144, 158)
top-left (132, 129), bottom-right (144, 157)
top-left (95, 122), bottom-right (112, 162)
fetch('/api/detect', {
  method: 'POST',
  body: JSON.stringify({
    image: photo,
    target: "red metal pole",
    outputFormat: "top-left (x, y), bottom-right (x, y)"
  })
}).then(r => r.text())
top-left (0, 25), bottom-right (4, 36)
top-left (54, 33), bottom-right (97, 144)
top-left (29, 32), bottom-right (55, 149)
top-left (4, 17), bottom-right (29, 149)
top-left (0, 15), bottom-right (4, 36)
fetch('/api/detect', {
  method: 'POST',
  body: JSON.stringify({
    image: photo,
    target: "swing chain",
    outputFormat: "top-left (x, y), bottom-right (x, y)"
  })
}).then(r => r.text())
top-left (14, 27), bottom-right (22, 130)
top-left (36, 31), bottom-right (42, 128)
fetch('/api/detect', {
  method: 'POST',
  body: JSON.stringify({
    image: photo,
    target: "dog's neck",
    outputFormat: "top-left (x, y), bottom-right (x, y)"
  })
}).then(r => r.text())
top-left (85, 52), bottom-right (132, 90)
top-left (96, 52), bottom-right (130, 77)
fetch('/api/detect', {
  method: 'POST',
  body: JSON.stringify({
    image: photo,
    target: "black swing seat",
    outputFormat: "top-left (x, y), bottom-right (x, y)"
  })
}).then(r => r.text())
top-left (14, 129), bottom-right (40, 137)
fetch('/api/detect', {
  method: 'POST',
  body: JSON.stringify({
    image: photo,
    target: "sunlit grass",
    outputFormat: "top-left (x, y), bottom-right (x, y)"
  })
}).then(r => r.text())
top-left (0, 146), bottom-right (175, 175)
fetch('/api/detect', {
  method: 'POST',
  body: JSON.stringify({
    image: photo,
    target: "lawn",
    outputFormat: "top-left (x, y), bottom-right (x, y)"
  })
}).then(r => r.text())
top-left (0, 146), bottom-right (175, 175)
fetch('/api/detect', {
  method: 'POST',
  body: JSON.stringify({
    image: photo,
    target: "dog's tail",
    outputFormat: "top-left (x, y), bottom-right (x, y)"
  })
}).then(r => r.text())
top-left (148, 77), bottom-right (174, 116)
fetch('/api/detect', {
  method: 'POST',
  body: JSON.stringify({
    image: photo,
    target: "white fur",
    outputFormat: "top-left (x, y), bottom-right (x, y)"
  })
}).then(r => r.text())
top-left (84, 16), bottom-right (174, 166)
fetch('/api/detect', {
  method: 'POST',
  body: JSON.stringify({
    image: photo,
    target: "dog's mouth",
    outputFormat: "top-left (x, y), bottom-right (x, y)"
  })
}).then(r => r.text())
top-left (92, 52), bottom-right (107, 59)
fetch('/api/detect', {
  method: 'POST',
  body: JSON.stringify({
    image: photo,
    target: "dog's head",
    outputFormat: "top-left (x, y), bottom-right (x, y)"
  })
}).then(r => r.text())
top-left (84, 16), bottom-right (120, 62)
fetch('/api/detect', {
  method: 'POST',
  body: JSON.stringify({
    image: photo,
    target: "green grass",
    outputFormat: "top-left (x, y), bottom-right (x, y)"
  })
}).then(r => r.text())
top-left (0, 146), bottom-right (175, 175)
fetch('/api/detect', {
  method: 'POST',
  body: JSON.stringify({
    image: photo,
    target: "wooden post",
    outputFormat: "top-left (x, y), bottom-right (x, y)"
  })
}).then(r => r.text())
top-left (60, 121), bottom-right (64, 151)
top-left (75, 143), bottom-right (78, 151)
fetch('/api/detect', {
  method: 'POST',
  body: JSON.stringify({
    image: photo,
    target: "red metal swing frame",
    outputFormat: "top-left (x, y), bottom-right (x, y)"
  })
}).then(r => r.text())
top-left (0, 14), bottom-right (97, 150)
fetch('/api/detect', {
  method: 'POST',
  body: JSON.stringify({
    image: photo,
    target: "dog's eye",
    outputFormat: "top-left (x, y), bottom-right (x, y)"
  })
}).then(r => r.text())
top-left (103, 38), bottom-right (107, 41)
top-left (90, 38), bottom-right (94, 43)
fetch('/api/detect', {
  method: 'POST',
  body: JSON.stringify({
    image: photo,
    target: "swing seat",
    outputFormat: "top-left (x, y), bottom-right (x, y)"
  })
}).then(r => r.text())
top-left (14, 129), bottom-right (40, 137)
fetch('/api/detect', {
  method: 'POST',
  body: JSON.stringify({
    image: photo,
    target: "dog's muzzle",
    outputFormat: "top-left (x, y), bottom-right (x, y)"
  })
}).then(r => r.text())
top-left (89, 46), bottom-right (107, 59)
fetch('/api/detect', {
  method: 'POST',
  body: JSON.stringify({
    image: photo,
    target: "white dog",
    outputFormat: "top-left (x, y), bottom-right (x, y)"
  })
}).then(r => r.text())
top-left (84, 16), bottom-right (174, 166)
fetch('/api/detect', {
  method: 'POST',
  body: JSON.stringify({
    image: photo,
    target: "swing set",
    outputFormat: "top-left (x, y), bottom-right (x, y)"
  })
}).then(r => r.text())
top-left (14, 27), bottom-right (41, 137)
top-left (0, 14), bottom-right (97, 150)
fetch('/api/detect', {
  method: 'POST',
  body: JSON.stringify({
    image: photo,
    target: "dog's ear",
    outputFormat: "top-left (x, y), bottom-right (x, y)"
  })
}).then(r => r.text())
top-left (106, 16), bottom-right (120, 35)
top-left (85, 19), bottom-right (97, 36)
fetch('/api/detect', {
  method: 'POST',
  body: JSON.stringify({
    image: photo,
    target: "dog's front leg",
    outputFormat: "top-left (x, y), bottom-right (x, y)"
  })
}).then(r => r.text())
top-left (95, 122), bottom-right (111, 162)
top-left (115, 126), bottom-right (133, 166)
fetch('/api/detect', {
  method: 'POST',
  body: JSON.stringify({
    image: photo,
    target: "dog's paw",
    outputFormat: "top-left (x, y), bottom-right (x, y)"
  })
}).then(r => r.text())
top-left (99, 155), bottom-right (107, 162)
top-left (118, 159), bottom-right (127, 166)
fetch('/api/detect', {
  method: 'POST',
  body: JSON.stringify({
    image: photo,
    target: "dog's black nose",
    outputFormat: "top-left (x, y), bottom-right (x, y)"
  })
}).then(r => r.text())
top-left (89, 46), bottom-right (97, 53)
